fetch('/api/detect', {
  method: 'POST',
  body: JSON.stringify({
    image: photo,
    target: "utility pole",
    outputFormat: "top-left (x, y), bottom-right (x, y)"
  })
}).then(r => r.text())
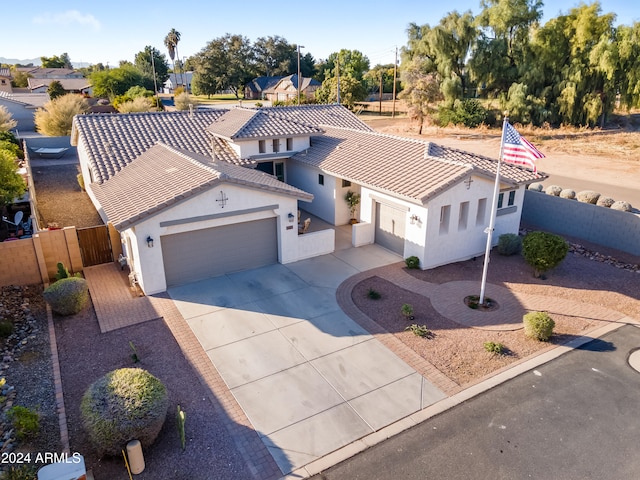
top-left (336, 57), bottom-right (341, 104)
top-left (379, 71), bottom-right (383, 114)
top-left (392, 47), bottom-right (398, 118)
top-left (150, 49), bottom-right (160, 108)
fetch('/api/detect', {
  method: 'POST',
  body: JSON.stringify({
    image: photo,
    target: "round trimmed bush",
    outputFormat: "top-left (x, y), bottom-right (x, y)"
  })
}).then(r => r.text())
top-left (559, 189), bottom-right (576, 199)
top-left (528, 182), bottom-right (544, 192)
top-left (545, 185), bottom-right (562, 196)
top-left (576, 190), bottom-right (600, 204)
top-left (611, 200), bottom-right (632, 212)
top-left (497, 233), bottom-right (522, 256)
top-left (522, 231), bottom-right (569, 278)
top-left (43, 277), bottom-right (89, 315)
top-left (523, 311), bottom-right (555, 341)
top-left (596, 196), bottom-right (615, 207)
top-left (81, 368), bottom-right (168, 456)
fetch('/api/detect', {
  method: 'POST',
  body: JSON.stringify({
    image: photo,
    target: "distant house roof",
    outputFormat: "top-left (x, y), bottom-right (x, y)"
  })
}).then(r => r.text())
top-left (291, 126), bottom-right (545, 205)
top-left (0, 91), bottom-right (49, 108)
top-left (90, 143), bottom-right (313, 230)
top-left (264, 74), bottom-right (320, 94)
top-left (206, 107), bottom-right (323, 140)
top-left (16, 67), bottom-right (83, 78)
top-left (246, 76), bottom-right (284, 95)
top-left (27, 77), bottom-right (90, 92)
top-left (0, 68), bottom-right (11, 78)
top-left (164, 72), bottom-right (194, 87)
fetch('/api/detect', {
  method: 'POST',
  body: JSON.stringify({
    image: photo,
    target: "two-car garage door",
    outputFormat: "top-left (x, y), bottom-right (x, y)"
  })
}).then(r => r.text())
top-left (161, 218), bottom-right (278, 287)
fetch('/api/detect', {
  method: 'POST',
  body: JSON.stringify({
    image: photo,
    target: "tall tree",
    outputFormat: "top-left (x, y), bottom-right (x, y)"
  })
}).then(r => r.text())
top-left (191, 34), bottom-right (255, 98)
top-left (134, 46), bottom-right (169, 92)
top-left (47, 80), bottom-right (66, 100)
top-left (399, 59), bottom-right (443, 133)
top-left (319, 49), bottom-right (370, 82)
top-left (90, 65), bottom-right (153, 99)
top-left (41, 53), bottom-right (73, 69)
top-left (0, 149), bottom-right (26, 210)
top-left (254, 36), bottom-right (297, 77)
top-left (164, 29), bottom-right (183, 88)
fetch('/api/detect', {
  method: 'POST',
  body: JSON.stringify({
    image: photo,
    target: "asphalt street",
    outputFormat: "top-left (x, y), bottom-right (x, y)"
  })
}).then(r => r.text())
top-left (312, 324), bottom-right (640, 480)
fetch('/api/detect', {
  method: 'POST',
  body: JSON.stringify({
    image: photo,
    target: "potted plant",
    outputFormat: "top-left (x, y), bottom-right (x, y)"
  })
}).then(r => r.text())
top-left (345, 190), bottom-right (361, 224)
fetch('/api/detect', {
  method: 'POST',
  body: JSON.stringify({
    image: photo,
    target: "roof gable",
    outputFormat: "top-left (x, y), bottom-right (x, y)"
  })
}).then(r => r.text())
top-left (207, 107), bottom-right (323, 140)
top-left (90, 143), bottom-right (313, 230)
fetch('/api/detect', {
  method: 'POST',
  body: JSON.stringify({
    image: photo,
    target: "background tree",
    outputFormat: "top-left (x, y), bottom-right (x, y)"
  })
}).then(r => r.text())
top-left (191, 34), bottom-right (255, 98)
top-left (254, 36), bottom-right (297, 76)
top-left (90, 65), bottom-right (153, 99)
top-left (315, 75), bottom-right (367, 109)
top-left (318, 49), bottom-right (370, 83)
top-left (35, 94), bottom-right (89, 136)
top-left (164, 29), bottom-right (183, 88)
top-left (40, 53), bottom-right (73, 69)
top-left (134, 46), bottom-right (169, 93)
top-left (363, 64), bottom-right (396, 97)
top-left (10, 70), bottom-right (32, 88)
top-left (0, 149), bottom-right (26, 210)
top-left (399, 60), bottom-right (443, 133)
top-left (47, 80), bottom-right (66, 100)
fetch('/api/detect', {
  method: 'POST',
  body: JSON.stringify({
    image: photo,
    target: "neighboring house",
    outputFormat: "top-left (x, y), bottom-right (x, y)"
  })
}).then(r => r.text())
top-left (27, 77), bottom-right (91, 95)
top-left (263, 74), bottom-right (320, 102)
top-left (15, 67), bottom-right (84, 79)
top-left (0, 68), bottom-right (12, 94)
top-left (71, 105), bottom-right (545, 294)
top-left (244, 76), bottom-right (283, 100)
top-left (0, 92), bottom-right (49, 131)
top-left (163, 72), bottom-right (194, 93)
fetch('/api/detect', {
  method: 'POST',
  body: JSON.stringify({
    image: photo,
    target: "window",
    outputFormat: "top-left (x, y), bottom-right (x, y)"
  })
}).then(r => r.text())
top-left (272, 139), bottom-right (280, 153)
top-left (275, 162), bottom-right (284, 182)
top-left (498, 190), bottom-right (516, 209)
top-left (458, 201), bottom-right (469, 231)
top-left (476, 198), bottom-right (487, 226)
top-left (497, 193), bottom-right (504, 209)
top-left (439, 205), bottom-right (450, 235)
top-left (286, 137), bottom-right (293, 151)
top-left (508, 190), bottom-right (516, 206)
top-left (318, 174), bottom-right (324, 185)
top-left (342, 179), bottom-right (351, 188)
top-left (258, 140), bottom-right (266, 154)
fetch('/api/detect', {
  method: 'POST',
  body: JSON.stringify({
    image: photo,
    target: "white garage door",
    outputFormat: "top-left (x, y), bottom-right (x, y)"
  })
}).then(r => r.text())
top-left (375, 202), bottom-right (406, 255)
top-left (161, 218), bottom-right (278, 286)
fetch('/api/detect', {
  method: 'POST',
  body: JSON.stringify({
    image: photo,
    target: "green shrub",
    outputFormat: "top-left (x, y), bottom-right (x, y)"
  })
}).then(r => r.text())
top-left (523, 311), bottom-right (555, 341)
top-left (405, 256), bottom-right (420, 269)
top-left (405, 324), bottom-right (431, 338)
top-left (497, 233), bottom-right (522, 256)
top-left (0, 140), bottom-right (24, 160)
top-left (522, 231), bottom-right (569, 278)
top-left (0, 465), bottom-right (38, 480)
top-left (611, 200), bottom-right (632, 212)
top-left (55, 262), bottom-right (70, 280)
top-left (81, 368), bottom-right (168, 456)
top-left (175, 92), bottom-right (198, 111)
top-left (367, 288), bottom-right (381, 300)
top-left (43, 277), bottom-right (89, 315)
top-left (576, 190), bottom-right (600, 204)
top-left (484, 341), bottom-right (505, 354)
top-left (0, 320), bottom-right (14, 338)
top-left (401, 303), bottom-right (414, 319)
top-left (7, 405), bottom-right (40, 440)
top-left (438, 99), bottom-right (487, 128)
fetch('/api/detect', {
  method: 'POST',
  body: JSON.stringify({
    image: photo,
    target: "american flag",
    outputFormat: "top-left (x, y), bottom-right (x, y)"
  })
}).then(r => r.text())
top-left (502, 122), bottom-right (545, 172)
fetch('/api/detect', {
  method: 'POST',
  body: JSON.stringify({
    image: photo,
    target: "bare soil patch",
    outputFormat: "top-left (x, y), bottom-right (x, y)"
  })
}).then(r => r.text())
top-left (351, 251), bottom-right (639, 387)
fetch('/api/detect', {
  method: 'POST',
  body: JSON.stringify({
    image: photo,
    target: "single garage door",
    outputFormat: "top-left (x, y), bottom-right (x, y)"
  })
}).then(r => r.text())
top-left (375, 202), bottom-right (406, 255)
top-left (162, 218), bottom-right (278, 286)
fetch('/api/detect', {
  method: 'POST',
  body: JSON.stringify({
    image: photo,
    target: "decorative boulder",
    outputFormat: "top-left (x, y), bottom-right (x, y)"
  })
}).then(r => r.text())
top-left (596, 196), bottom-right (615, 207)
top-left (576, 190), bottom-right (600, 204)
top-left (611, 200), bottom-right (633, 212)
top-left (81, 368), bottom-right (169, 457)
top-left (528, 183), bottom-right (544, 192)
top-left (43, 277), bottom-right (89, 315)
top-left (559, 189), bottom-right (576, 199)
top-left (545, 185), bottom-right (562, 196)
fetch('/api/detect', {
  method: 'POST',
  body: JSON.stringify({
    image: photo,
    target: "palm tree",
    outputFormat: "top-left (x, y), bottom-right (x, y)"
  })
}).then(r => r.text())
top-left (164, 29), bottom-right (184, 92)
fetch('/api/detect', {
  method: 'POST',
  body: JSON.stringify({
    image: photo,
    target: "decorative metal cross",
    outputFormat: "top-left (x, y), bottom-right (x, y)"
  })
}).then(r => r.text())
top-left (216, 190), bottom-right (228, 208)
top-left (464, 177), bottom-right (474, 189)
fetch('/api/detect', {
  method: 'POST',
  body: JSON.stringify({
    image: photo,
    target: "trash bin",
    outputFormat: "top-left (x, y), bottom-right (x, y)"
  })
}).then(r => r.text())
top-left (126, 439), bottom-right (145, 474)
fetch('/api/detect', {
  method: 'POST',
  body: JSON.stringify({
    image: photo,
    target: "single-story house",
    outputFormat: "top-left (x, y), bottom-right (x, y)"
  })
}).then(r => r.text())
top-left (163, 72), bottom-right (194, 93)
top-left (244, 76), bottom-right (284, 100)
top-left (27, 77), bottom-right (92, 95)
top-left (0, 92), bottom-right (49, 131)
top-left (0, 68), bottom-right (13, 94)
top-left (15, 67), bottom-right (84, 79)
top-left (71, 105), bottom-right (545, 294)
top-left (263, 74), bottom-right (320, 102)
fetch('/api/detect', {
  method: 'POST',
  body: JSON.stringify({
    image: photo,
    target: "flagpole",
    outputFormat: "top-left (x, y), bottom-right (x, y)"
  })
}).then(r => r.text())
top-left (479, 114), bottom-right (509, 305)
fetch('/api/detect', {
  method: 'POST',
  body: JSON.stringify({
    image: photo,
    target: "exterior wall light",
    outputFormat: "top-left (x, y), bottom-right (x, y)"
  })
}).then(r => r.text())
top-left (146, 236), bottom-right (154, 248)
top-left (288, 213), bottom-right (295, 223)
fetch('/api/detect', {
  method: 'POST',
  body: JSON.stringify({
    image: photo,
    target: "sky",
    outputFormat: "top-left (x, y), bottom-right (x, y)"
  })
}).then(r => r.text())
top-left (3, 0), bottom-right (639, 68)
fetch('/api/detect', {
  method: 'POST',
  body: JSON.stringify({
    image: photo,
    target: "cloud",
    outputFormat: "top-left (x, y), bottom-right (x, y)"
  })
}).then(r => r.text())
top-left (33, 10), bottom-right (101, 31)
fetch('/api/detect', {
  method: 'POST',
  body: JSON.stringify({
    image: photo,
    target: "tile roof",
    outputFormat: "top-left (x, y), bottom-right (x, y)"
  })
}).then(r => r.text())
top-left (206, 107), bottom-right (323, 140)
top-left (0, 92), bottom-right (49, 108)
top-left (263, 74), bottom-right (320, 93)
top-left (90, 143), bottom-right (313, 230)
top-left (27, 77), bottom-right (90, 91)
top-left (0, 68), bottom-right (10, 78)
top-left (246, 76), bottom-right (284, 94)
top-left (291, 127), bottom-right (546, 204)
top-left (260, 104), bottom-right (373, 132)
top-left (71, 110), bottom-right (244, 184)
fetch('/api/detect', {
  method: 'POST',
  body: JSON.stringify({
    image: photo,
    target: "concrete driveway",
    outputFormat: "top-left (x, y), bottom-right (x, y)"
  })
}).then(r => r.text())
top-left (168, 245), bottom-right (447, 474)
